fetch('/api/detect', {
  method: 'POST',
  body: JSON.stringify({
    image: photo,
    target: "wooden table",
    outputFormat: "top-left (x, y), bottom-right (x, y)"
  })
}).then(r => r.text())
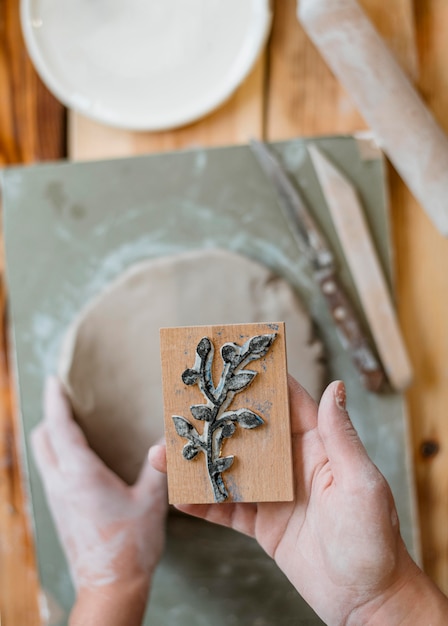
top-left (1, 0), bottom-right (448, 622)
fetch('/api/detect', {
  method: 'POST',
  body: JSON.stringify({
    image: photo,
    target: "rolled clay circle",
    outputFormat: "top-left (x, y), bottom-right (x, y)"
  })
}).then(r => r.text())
top-left (59, 248), bottom-right (325, 484)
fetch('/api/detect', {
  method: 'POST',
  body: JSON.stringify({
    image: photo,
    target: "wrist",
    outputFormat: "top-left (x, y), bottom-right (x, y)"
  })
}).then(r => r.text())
top-left (347, 563), bottom-right (448, 626)
top-left (70, 574), bottom-right (150, 626)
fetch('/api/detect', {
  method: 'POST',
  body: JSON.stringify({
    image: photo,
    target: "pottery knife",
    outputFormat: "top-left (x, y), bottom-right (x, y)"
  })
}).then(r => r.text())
top-left (308, 145), bottom-right (413, 391)
top-left (249, 138), bottom-right (385, 392)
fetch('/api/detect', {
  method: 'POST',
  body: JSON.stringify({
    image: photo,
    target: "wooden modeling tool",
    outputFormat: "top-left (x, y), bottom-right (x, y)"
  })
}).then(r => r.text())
top-left (250, 139), bottom-right (385, 393)
top-left (309, 145), bottom-right (413, 391)
top-left (298, 0), bottom-right (448, 237)
top-left (160, 322), bottom-right (293, 505)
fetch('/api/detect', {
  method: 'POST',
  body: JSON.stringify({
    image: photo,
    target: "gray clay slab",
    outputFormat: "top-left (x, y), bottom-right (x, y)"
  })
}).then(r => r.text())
top-left (2, 137), bottom-right (419, 625)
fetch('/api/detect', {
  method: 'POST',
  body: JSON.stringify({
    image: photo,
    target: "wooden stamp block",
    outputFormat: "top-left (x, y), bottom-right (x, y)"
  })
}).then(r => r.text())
top-left (160, 322), bottom-right (293, 504)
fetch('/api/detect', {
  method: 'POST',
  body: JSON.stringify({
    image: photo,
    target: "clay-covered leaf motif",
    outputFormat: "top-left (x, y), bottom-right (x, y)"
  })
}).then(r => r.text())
top-left (235, 410), bottom-right (264, 429)
top-left (227, 371), bottom-right (256, 392)
top-left (172, 332), bottom-right (277, 502)
top-left (190, 405), bottom-right (213, 421)
top-left (173, 415), bottom-right (198, 438)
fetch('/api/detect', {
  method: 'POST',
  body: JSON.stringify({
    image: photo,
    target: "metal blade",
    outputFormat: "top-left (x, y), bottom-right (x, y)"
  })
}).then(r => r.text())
top-left (250, 139), bottom-right (334, 269)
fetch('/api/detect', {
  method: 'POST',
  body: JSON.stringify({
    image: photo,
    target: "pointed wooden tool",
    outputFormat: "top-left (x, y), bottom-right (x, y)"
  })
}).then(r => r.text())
top-left (308, 145), bottom-right (413, 391)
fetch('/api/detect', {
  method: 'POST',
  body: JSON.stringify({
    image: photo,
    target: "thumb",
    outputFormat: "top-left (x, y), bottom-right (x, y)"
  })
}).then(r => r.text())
top-left (133, 448), bottom-right (168, 505)
top-left (147, 443), bottom-right (167, 475)
top-left (317, 381), bottom-right (373, 486)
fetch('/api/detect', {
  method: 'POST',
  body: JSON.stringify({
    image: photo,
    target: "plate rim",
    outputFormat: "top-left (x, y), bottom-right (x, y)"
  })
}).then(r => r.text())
top-left (20, 0), bottom-right (272, 131)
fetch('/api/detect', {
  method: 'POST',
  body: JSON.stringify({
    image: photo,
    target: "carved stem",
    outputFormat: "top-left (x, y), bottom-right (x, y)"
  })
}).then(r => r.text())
top-left (205, 352), bottom-right (251, 501)
top-left (204, 406), bottom-right (228, 502)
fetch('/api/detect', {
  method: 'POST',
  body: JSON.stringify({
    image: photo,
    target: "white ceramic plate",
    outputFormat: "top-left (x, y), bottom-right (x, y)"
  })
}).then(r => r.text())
top-left (21, 0), bottom-right (271, 131)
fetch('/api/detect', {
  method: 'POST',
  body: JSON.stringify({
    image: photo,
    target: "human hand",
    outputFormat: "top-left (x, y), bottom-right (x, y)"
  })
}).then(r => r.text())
top-left (150, 376), bottom-right (448, 625)
top-left (32, 377), bottom-right (168, 625)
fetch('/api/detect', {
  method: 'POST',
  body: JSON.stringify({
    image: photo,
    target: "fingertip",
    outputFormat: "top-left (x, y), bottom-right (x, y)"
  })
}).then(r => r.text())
top-left (318, 380), bottom-right (348, 431)
top-left (148, 444), bottom-right (167, 475)
top-left (318, 380), bottom-right (370, 482)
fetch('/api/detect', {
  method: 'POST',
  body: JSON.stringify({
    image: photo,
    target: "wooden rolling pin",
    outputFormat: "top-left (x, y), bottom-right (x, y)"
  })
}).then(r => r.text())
top-left (298, 0), bottom-right (448, 237)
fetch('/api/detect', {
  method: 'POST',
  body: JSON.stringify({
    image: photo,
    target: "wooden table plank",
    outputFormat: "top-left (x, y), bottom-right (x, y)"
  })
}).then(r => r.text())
top-left (266, 0), bottom-right (364, 138)
top-left (360, 0), bottom-right (419, 80)
top-left (394, 0), bottom-right (448, 591)
top-left (0, 1), bottom-right (66, 623)
top-left (266, 0), bottom-right (416, 138)
top-left (0, 281), bottom-right (40, 626)
top-left (0, 3), bottom-right (66, 165)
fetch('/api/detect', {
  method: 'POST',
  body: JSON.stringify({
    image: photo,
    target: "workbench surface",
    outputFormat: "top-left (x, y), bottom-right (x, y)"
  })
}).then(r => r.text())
top-left (1, 1), bottom-right (448, 622)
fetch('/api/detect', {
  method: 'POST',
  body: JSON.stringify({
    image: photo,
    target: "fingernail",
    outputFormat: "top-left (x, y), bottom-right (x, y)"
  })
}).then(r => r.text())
top-left (334, 381), bottom-right (346, 410)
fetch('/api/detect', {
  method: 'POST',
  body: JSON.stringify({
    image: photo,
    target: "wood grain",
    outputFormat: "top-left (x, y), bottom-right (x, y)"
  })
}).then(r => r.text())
top-left (266, 0), bottom-right (364, 139)
top-left (266, 0), bottom-right (416, 139)
top-left (394, 0), bottom-right (448, 590)
top-left (160, 323), bottom-right (292, 505)
top-left (0, 2), bottom-right (66, 165)
top-left (0, 278), bottom-right (40, 625)
top-left (0, 1), bottom-right (65, 622)
top-left (360, 0), bottom-right (419, 81)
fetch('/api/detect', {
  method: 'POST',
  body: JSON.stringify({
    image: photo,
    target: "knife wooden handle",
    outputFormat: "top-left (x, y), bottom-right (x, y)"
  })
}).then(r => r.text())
top-left (308, 144), bottom-right (413, 391)
top-left (316, 268), bottom-right (385, 392)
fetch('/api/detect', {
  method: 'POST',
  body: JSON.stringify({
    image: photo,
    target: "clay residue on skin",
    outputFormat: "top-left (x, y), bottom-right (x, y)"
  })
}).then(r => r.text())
top-left (66, 525), bottom-right (127, 588)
